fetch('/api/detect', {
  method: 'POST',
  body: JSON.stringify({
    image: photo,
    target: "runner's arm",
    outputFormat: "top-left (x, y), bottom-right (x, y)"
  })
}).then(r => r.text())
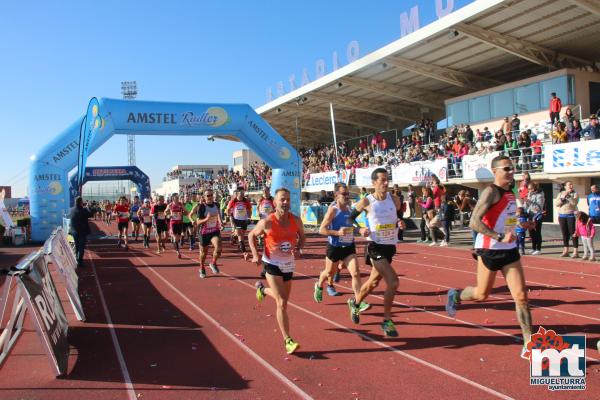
top-left (295, 215), bottom-right (306, 250)
top-left (469, 186), bottom-right (502, 239)
top-left (318, 206), bottom-right (341, 236)
top-left (164, 204), bottom-right (172, 217)
top-left (248, 219), bottom-right (267, 262)
top-left (347, 196), bottom-right (370, 235)
top-left (391, 193), bottom-right (407, 229)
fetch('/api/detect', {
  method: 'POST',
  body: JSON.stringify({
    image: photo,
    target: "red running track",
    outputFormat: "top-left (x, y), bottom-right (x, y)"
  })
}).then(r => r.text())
top-left (0, 221), bottom-right (598, 399)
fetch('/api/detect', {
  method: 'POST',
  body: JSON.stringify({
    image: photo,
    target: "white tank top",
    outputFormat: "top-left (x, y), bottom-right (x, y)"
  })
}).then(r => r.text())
top-left (366, 193), bottom-right (398, 245)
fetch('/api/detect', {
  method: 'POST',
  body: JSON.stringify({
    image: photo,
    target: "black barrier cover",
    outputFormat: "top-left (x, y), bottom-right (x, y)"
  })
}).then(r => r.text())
top-left (18, 255), bottom-right (69, 375)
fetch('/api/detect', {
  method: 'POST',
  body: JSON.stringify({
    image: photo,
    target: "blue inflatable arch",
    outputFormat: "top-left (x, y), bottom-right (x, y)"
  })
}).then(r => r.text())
top-left (30, 98), bottom-right (301, 241)
top-left (68, 166), bottom-right (152, 205)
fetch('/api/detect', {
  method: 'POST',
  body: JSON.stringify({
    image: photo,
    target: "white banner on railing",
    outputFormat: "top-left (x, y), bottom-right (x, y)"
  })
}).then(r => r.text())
top-left (355, 167), bottom-right (379, 188)
top-left (461, 151), bottom-right (500, 180)
top-left (544, 140), bottom-right (600, 173)
top-left (391, 159), bottom-right (448, 186)
top-left (304, 170), bottom-right (351, 192)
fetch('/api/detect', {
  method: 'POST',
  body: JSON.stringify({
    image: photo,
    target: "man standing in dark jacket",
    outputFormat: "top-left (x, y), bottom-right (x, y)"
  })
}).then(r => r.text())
top-left (581, 114), bottom-right (599, 140)
top-left (69, 196), bottom-right (92, 267)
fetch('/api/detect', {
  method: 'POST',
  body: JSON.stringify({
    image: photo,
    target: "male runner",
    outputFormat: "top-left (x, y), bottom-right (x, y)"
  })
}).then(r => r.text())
top-left (165, 193), bottom-right (185, 258)
top-left (315, 182), bottom-right (369, 311)
top-left (249, 188), bottom-right (305, 354)
top-left (182, 194), bottom-right (197, 251)
top-left (130, 196), bottom-right (142, 242)
top-left (446, 155), bottom-right (533, 356)
top-left (104, 200), bottom-right (112, 225)
top-left (138, 198), bottom-right (153, 248)
top-left (152, 195), bottom-right (168, 254)
top-left (346, 168), bottom-right (405, 337)
top-left (228, 189), bottom-right (252, 257)
top-left (192, 189), bottom-right (222, 278)
top-left (113, 196), bottom-right (130, 249)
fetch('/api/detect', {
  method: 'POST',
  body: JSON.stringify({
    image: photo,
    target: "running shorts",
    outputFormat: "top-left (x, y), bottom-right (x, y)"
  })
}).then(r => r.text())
top-left (118, 221), bottom-right (129, 231)
top-left (365, 242), bottom-right (396, 266)
top-left (144, 222), bottom-right (152, 229)
top-left (183, 222), bottom-right (193, 230)
top-left (326, 244), bottom-right (356, 263)
top-left (171, 223), bottom-right (183, 236)
top-left (155, 221), bottom-right (168, 233)
top-left (264, 262), bottom-right (293, 281)
top-left (473, 248), bottom-right (520, 272)
top-left (200, 231), bottom-right (221, 247)
top-left (232, 218), bottom-right (249, 230)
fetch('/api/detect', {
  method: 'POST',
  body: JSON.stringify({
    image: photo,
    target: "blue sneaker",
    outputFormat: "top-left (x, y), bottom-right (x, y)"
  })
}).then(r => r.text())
top-left (333, 271), bottom-right (341, 283)
top-left (446, 288), bottom-right (459, 318)
top-left (326, 285), bottom-right (340, 296)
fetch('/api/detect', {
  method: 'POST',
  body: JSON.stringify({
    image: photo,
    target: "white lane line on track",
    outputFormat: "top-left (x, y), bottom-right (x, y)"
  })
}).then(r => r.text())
top-left (405, 246), bottom-right (600, 279)
top-left (131, 253), bottom-right (313, 400)
top-left (168, 253), bottom-right (514, 400)
top-left (89, 256), bottom-right (137, 400)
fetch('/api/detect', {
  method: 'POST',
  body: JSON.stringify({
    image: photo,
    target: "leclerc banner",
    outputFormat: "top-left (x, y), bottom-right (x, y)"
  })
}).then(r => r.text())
top-left (391, 159), bottom-right (448, 186)
top-left (16, 251), bottom-right (69, 376)
top-left (461, 151), bottom-right (500, 180)
top-left (304, 170), bottom-right (351, 193)
top-left (544, 140), bottom-right (600, 173)
top-left (355, 167), bottom-right (379, 188)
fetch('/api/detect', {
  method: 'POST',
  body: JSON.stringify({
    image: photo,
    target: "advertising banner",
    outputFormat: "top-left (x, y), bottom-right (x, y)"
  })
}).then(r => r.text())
top-left (355, 167), bottom-right (379, 188)
top-left (391, 159), bottom-right (448, 186)
top-left (304, 170), bottom-right (351, 193)
top-left (544, 141), bottom-right (600, 173)
top-left (44, 228), bottom-right (85, 321)
top-left (461, 151), bottom-right (500, 180)
top-left (16, 252), bottom-right (69, 376)
top-left (301, 205), bottom-right (319, 226)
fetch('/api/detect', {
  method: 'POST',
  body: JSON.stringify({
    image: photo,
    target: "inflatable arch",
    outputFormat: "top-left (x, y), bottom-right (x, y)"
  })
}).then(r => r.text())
top-left (30, 98), bottom-right (301, 241)
top-left (68, 166), bottom-right (151, 205)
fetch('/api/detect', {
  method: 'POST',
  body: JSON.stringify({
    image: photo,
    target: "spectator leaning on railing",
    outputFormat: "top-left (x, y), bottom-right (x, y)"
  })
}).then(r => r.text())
top-left (581, 114), bottom-right (599, 140)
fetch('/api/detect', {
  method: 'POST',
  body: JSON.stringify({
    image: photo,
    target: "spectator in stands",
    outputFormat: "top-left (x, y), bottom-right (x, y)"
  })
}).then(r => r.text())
top-left (501, 117), bottom-right (511, 135)
top-left (563, 107), bottom-right (575, 131)
top-left (495, 130), bottom-right (506, 151)
top-left (567, 119), bottom-right (582, 142)
top-left (68, 196), bottom-right (92, 268)
top-left (465, 125), bottom-right (474, 144)
top-left (581, 114), bottom-right (599, 140)
top-left (504, 132), bottom-right (519, 163)
top-left (525, 182), bottom-right (545, 255)
top-left (518, 131), bottom-right (532, 172)
top-left (587, 184), bottom-right (600, 224)
top-left (483, 127), bottom-right (492, 142)
top-left (530, 134), bottom-right (543, 169)
top-left (555, 181), bottom-right (579, 258)
top-left (511, 114), bottom-right (520, 137)
top-left (549, 92), bottom-right (562, 125)
top-left (551, 122), bottom-right (568, 144)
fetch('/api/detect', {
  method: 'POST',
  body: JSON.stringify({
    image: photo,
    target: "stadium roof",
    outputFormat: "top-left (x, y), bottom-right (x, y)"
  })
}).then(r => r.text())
top-left (247, 0), bottom-right (600, 147)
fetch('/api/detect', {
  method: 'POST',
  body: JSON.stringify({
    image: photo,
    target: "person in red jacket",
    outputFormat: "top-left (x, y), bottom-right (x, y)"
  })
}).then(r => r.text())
top-left (549, 92), bottom-right (562, 126)
top-left (228, 189), bottom-right (253, 257)
top-left (113, 196), bottom-right (130, 249)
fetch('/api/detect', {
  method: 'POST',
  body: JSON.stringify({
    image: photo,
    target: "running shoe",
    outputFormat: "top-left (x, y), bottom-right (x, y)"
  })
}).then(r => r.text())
top-left (381, 320), bottom-right (398, 337)
top-left (446, 288), bottom-right (459, 318)
top-left (440, 241), bottom-right (449, 247)
top-left (255, 281), bottom-right (265, 302)
top-left (326, 285), bottom-right (340, 296)
top-left (428, 241), bottom-right (438, 246)
top-left (209, 263), bottom-right (220, 274)
top-left (347, 298), bottom-right (360, 324)
top-left (358, 302), bottom-right (370, 312)
top-left (199, 268), bottom-right (207, 279)
top-left (177, 251), bottom-right (181, 259)
top-left (313, 282), bottom-right (323, 303)
top-left (333, 271), bottom-right (341, 283)
top-left (520, 345), bottom-right (528, 360)
top-left (156, 249), bottom-right (162, 255)
top-left (285, 337), bottom-right (300, 354)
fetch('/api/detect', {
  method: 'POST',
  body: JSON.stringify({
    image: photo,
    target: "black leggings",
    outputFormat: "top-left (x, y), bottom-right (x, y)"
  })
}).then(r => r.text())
top-left (558, 216), bottom-right (578, 248)
top-left (529, 220), bottom-right (543, 251)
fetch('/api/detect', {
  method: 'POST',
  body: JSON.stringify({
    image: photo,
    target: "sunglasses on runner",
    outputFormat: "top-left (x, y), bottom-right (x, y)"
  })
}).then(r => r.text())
top-left (494, 166), bottom-right (515, 172)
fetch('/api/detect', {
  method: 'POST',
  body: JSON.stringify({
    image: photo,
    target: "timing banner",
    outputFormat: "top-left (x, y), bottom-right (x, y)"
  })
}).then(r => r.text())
top-left (16, 251), bottom-right (69, 376)
top-left (44, 228), bottom-right (85, 321)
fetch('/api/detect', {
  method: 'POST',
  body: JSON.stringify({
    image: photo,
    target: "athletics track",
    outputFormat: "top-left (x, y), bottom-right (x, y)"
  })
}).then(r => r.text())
top-left (0, 221), bottom-right (598, 399)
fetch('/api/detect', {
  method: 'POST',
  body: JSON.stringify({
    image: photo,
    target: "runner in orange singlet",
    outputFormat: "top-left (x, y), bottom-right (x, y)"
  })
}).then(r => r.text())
top-left (249, 188), bottom-right (305, 354)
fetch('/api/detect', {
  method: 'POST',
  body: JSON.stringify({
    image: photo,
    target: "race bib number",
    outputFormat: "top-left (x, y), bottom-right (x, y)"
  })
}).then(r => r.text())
top-left (341, 227), bottom-right (354, 243)
top-left (171, 211), bottom-right (182, 221)
top-left (143, 216), bottom-right (152, 223)
top-left (234, 206), bottom-right (247, 219)
top-left (157, 212), bottom-right (165, 220)
top-left (261, 204), bottom-right (273, 214)
top-left (375, 224), bottom-right (395, 242)
top-left (206, 216), bottom-right (218, 229)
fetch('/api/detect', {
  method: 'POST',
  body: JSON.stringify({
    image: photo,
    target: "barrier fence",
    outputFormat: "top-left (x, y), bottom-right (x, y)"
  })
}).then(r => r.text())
top-left (0, 227), bottom-right (84, 376)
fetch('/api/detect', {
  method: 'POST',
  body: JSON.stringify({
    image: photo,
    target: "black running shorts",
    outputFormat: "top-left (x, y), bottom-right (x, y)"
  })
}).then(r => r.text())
top-left (473, 248), bottom-right (521, 272)
top-left (171, 223), bottom-right (183, 236)
top-left (264, 262), bottom-right (293, 281)
top-left (326, 244), bottom-right (356, 263)
top-left (365, 242), bottom-right (396, 266)
top-left (155, 220), bottom-right (168, 233)
top-left (118, 221), bottom-right (129, 231)
top-left (232, 218), bottom-right (249, 230)
top-left (200, 231), bottom-right (221, 247)
top-left (144, 222), bottom-right (152, 229)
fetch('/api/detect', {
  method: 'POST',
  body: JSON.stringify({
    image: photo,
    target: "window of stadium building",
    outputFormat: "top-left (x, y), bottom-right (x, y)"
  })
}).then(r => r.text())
top-left (233, 156), bottom-right (243, 166)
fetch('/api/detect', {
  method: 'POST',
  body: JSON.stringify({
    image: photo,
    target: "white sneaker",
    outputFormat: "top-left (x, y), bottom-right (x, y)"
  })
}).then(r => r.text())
top-left (440, 241), bottom-right (449, 247)
top-left (528, 250), bottom-right (536, 255)
top-left (531, 250), bottom-right (541, 255)
top-left (429, 241), bottom-right (438, 246)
